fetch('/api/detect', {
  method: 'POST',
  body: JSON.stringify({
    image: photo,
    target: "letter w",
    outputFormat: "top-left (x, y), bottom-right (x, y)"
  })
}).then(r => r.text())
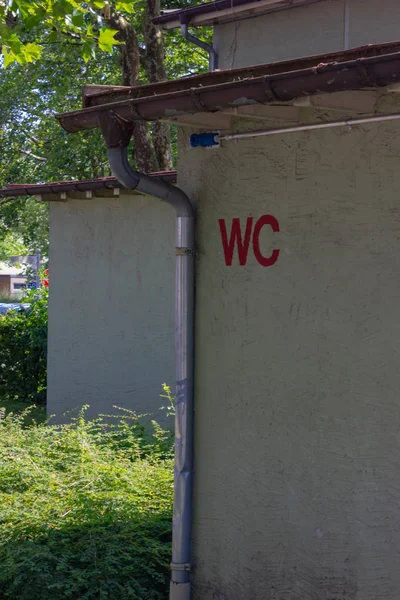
top-left (218, 217), bottom-right (253, 266)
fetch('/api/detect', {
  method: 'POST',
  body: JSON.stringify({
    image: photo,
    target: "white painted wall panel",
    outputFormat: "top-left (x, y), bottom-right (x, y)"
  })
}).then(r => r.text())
top-left (217, 0), bottom-right (345, 69)
top-left (179, 121), bottom-right (400, 599)
top-left (216, 0), bottom-right (400, 70)
top-left (349, 0), bottom-right (400, 48)
top-left (47, 194), bottom-right (175, 421)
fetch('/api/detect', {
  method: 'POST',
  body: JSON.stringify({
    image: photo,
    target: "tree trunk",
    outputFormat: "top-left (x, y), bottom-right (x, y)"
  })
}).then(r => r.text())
top-left (106, 6), bottom-right (173, 173)
top-left (151, 121), bottom-right (173, 172)
top-left (106, 13), bottom-right (159, 173)
top-left (143, 0), bottom-right (173, 171)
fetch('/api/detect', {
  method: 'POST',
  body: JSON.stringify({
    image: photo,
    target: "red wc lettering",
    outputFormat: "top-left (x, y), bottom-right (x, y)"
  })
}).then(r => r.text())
top-left (218, 215), bottom-right (280, 267)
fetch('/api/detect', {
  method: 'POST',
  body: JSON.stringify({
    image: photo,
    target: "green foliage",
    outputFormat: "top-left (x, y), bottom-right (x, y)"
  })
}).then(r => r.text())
top-left (0, 42), bottom-right (119, 256)
top-left (0, 197), bottom-right (49, 259)
top-left (0, 0), bottom-right (211, 255)
top-left (0, 231), bottom-right (27, 262)
top-left (0, 1), bottom-right (123, 66)
top-left (0, 397), bottom-right (46, 423)
top-left (0, 287), bottom-right (48, 404)
top-left (0, 405), bottom-right (174, 599)
top-left (0, 0), bottom-right (211, 67)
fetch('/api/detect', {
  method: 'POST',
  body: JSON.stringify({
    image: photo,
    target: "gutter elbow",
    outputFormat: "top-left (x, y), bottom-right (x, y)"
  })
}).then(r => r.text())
top-left (107, 146), bottom-right (194, 218)
top-left (179, 18), bottom-right (218, 71)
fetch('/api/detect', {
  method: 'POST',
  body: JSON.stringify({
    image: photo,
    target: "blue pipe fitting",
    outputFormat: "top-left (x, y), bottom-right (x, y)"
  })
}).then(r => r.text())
top-left (190, 132), bottom-right (219, 148)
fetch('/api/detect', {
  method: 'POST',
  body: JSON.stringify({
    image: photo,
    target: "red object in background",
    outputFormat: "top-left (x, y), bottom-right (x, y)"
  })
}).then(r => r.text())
top-left (42, 269), bottom-right (49, 287)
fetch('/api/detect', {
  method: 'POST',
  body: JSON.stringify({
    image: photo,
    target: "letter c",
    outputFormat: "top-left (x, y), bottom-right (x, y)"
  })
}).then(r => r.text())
top-left (252, 215), bottom-right (280, 267)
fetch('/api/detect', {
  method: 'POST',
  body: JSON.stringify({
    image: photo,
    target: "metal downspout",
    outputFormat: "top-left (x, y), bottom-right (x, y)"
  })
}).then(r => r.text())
top-left (180, 16), bottom-right (218, 70)
top-left (107, 144), bottom-right (195, 600)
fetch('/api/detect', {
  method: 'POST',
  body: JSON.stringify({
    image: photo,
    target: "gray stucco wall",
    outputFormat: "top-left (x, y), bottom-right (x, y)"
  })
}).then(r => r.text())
top-left (216, 0), bottom-right (400, 69)
top-left (178, 120), bottom-right (400, 599)
top-left (47, 193), bottom-right (175, 421)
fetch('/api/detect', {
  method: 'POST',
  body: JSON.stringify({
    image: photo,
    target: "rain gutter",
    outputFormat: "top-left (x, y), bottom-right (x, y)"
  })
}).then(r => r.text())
top-left (153, 0), bottom-right (324, 28)
top-left (0, 173), bottom-right (176, 198)
top-left (96, 113), bottom-right (195, 600)
top-left (79, 41), bottom-right (400, 108)
top-left (57, 48), bottom-right (400, 133)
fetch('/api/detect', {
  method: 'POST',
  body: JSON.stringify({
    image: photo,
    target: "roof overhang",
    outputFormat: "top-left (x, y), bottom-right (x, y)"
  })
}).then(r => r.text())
top-left (56, 42), bottom-right (400, 137)
top-left (153, 0), bottom-right (323, 29)
top-left (0, 173), bottom-right (177, 202)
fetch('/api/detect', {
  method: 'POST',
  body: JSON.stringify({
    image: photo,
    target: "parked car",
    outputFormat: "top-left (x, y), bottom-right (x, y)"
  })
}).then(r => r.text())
top-left (0, 303), bottom-right (30, 315)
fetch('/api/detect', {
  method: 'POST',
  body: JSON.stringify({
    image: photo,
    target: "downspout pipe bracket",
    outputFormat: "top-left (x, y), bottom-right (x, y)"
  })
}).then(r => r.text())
top-left (176, 247), bottom-right (195, 256)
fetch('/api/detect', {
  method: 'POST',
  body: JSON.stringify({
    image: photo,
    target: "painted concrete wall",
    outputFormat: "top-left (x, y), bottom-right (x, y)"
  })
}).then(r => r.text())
top-left (216, 0), bottom-right (400, 69)
top-left (47, 193), bottom-right (175, 421)
top-left (178, 120), bottom-right (400, 599)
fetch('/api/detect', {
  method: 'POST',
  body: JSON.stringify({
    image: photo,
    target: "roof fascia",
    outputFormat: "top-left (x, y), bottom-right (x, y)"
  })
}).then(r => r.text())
top-left (156, 0), bottom-right (323, 29)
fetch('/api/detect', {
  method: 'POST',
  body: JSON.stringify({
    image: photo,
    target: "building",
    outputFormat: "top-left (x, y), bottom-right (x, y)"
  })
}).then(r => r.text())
top-left (4, 0), bottom-right (400, 596)
top-left (0, 176), bottom-right (176, 421)
top-left (0, 264), bottom-right (27, 296)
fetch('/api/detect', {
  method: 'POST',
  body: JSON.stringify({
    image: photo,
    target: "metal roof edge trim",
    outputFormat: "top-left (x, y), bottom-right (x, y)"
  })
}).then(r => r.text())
top-left (80, 41), bottom-right (400, 109)
top-left (153, 0), bottom-right (322, 26)
top-left (56, 45), bottom-right (400, 133)
top-left (0, 172), bottom-right (178, 198)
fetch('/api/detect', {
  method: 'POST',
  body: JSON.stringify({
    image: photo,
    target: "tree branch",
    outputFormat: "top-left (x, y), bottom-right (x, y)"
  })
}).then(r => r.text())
top-left (40, 40), bottom-right (84, 46)
top-left (25, 132), bottom-right (41, 145)
top-left (21, 150), bottom-right (47, 162)
top-left (139, 47), bottom-right (149, 71)
top-left (141, 0), bottom-right (173, 171)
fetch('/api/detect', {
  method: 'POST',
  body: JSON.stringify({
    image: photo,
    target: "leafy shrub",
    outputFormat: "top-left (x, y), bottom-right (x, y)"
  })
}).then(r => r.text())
top-left (0, 405), bottom-right (174, 599)
top-left (0, 287), bottom-right (48, 404)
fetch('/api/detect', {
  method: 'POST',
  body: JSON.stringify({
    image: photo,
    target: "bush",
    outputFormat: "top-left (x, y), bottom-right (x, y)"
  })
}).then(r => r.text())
top-left (0, 406), bottom-right (174, 599)
top-left (0, 287), bottom-right (48, 404)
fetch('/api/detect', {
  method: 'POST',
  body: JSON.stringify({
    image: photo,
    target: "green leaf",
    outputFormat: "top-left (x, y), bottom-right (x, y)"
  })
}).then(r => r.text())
top-left (22, 7), bottom-right (47, 30)
top-left (91, 1), bottom-right (105, 7)
top-left (52, 0), bottom-right (76, 18)
top-left (23, 43), bottom-right (43, 63)
top-left (97, 27), bottom-right (120, 52)
top-left (47, 30), bottom-right (58, 43)
top-left (2, 48), bottom-right (17, 68)
top-left (4, 33), bottom-right (25, 64)
top-left (82, 40), bottom-right (96, 63)
top-left (71, 12), bottom-right (84, 27)
top-left (13, 0), bottom-right (30, 20)
top-left (115, 1), bottom-right (134, 12)
top-left (7, 33), bottom-right (23, 56)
